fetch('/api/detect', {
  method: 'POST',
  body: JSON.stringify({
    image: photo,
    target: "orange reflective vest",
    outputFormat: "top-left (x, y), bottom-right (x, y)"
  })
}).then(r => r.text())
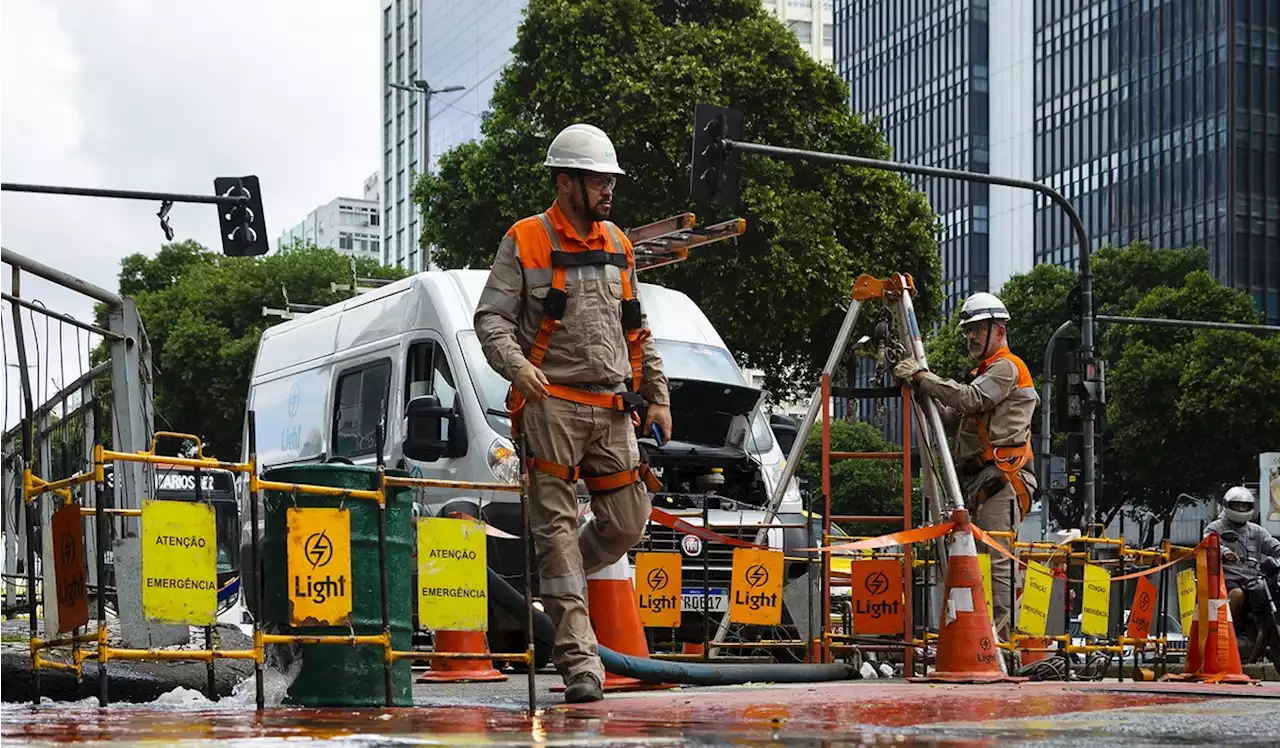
top-left (504, 210), bottom-right (660, 495)
top-left (969, 347), bottom-right (1035, 516)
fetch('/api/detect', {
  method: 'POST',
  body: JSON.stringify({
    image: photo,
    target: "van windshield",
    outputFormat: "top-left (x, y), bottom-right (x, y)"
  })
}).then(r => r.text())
top-left (457, 331), bottom-right (774, 453)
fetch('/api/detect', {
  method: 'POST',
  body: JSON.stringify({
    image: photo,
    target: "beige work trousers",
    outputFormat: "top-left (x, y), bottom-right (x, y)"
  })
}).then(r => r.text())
top-left (968, 475), bottom-right (1025, 641)
top-left (522, 396), bottom-right (651, 685)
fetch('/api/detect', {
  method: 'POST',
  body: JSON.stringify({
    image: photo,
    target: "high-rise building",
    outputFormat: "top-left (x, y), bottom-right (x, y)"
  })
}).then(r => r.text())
top-left (762, 0), bottom-right (836, 66)
top-left (1035, 0), bottom-right (1278, 322)
top-left (276, 178), bottom-right (382, 260)
top-left (836, 0), bottom-right (1017, 317)
top-left (837, 0), bottom-right (1279, 324)
top-left (380, 0), bottom-right (432, 273)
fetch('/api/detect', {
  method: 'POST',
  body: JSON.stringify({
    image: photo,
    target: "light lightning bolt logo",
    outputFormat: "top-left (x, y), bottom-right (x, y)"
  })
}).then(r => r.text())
top-left (304, 531), bottom-right (334, 569)
top-left (745, 563), bottom-right (769, 588)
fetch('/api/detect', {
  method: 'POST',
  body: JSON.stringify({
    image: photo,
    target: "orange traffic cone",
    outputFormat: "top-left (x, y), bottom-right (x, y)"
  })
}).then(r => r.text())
top-left (419, 630), bottom-right (508, 683)
top-left (550, 555), bottom-right (675, 693)
top-left (1165, 532), bottom-right (1255, 684)
top-left (909, 508), bottom-right (1027, 683)
top-left (1019, 637), bottom-right (1052, 665)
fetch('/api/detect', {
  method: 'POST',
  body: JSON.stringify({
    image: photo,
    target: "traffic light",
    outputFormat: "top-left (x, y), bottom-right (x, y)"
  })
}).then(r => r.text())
top-left (689, 104), bottom-right (741, 209)
top-left (214, 175), bottom-right (269, 257)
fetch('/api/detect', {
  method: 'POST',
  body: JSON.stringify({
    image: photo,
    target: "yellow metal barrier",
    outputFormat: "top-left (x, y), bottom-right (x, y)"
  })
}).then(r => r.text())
top-left (23, 426), bottom-right (540, 711)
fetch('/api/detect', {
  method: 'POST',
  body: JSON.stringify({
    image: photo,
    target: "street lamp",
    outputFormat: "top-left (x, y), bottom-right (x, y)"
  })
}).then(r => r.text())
top-left (388, 80), bottom-right (464, 271)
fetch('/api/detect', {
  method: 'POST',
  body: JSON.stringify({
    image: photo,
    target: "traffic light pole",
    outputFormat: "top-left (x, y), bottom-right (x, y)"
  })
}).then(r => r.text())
top-left (716, 137), bottom-right (1099, 530)
top-left (2, 177), bottom-right (267, 256)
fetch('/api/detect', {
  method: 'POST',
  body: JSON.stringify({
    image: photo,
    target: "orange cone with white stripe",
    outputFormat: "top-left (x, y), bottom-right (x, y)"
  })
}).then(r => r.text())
top-left (909, 508), bottom-right (1027, 683)
top-left (578, 555), bottom-right (674, 692)
top-left (419, 630), bottom-right (508, 683)
top-left (1166, 532), bottom-right (1255, 684)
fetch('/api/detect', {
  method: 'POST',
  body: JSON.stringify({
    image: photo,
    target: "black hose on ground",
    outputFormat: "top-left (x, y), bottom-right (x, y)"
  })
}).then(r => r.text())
top-left (487, 568), bottom-right (854, 685)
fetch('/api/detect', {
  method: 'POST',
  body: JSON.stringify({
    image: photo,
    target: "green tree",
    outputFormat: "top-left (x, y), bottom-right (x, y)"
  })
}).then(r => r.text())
top-left (412, 0), bottom-right (943, 397)
top-left (94, 242), bottom-right (408, 459)
top-left (795, 418), bottom-right (914, 535)
top-left (922, 242), bottom-right (1279, 527)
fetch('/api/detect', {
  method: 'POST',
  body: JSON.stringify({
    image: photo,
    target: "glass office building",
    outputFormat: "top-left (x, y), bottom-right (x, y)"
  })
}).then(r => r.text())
top-left (837, 0), bottom-right (993, 317)
top-left (1036, 0), bottom-right (1278, 322)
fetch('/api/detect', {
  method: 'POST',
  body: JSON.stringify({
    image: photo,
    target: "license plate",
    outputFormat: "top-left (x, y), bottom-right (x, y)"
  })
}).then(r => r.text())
top-left (681, 587), bottom-right (728, 613)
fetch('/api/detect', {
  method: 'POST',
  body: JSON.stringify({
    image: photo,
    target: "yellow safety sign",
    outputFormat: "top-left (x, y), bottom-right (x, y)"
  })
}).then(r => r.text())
top-left (287, 507), bottom-right (352, 626)
top-left (978, 552), bottom-right (993, 620)
top-left (1017, 560), bottom-right (1053, 637)
top-left (141, 499), bottom-right (217, 625)
top-left (730, 547), bottom-right (783, 625)
top-left (417, 516), bottom-right (487, 631)
top-left (1081, 563), bottom-right (1111, 636)
top-left (635, 552), bottom-right (681, 627)
top-left (1176, 568), bottom-right (1197, 636)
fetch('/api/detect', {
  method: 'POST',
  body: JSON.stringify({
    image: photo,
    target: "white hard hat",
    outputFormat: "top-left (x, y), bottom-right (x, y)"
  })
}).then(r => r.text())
top-left (959, 292), bottom-right (1011, 326)
top-left (1222, 486), bottom-right (1256, 524)
top-left (543, 123), bottom-right (626, 175)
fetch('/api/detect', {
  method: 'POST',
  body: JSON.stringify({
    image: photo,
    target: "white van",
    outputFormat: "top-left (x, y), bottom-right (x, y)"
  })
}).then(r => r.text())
top-left (227, 269), bottom-right (808, 650)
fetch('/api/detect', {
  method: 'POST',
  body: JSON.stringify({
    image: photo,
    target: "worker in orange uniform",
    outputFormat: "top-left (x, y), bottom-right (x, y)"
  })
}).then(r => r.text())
top-left (893, 292), bottom-right (1038, 641)
top-left (474, 123), bottom-right (671, 703)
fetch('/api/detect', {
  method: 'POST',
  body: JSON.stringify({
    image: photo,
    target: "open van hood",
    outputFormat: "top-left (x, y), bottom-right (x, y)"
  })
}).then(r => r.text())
top-left (660, 377), bottom-right (763, 448)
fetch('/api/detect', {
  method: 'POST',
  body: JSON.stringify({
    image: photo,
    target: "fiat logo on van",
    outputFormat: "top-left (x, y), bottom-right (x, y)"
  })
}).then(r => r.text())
top-left (681, 534), bottom-right (703, 557)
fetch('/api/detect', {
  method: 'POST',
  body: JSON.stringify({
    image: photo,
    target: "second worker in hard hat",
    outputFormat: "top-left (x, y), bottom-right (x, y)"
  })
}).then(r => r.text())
top-left (474, 123), bottom-right (671, 704)
top-left (892, 292), bottom-right (1038, 640)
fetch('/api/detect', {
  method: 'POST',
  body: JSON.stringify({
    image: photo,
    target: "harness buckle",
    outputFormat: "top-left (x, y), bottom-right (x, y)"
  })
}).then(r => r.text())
top-left (618, 391), bottom-right (647, 413)
top-left (544, 287), bottom-right (568, 320)
top-left (621, 299), bottom-right (642, 330)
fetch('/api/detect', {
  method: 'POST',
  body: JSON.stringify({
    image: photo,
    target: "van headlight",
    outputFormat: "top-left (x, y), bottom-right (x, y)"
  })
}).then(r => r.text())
top-left (764, 460), bottom-right (802, 506)
top-left (488, 438), bottom-right (521, 485)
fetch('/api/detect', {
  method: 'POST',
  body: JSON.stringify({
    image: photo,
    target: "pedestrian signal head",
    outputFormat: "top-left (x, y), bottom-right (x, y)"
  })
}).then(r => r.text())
top-left (689, 104), bottom-right (741, 209)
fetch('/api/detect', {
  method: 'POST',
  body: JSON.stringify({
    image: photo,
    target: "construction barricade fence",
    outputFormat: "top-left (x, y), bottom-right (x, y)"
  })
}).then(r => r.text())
top-left (17, 412), bottom-right (541, 710)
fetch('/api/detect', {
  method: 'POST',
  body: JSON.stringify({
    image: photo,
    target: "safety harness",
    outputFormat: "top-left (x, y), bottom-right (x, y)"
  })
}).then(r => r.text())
top-left (969, 346), bottom-right (1035, 516)
top-left (506, 210), bottom-right (661, 496)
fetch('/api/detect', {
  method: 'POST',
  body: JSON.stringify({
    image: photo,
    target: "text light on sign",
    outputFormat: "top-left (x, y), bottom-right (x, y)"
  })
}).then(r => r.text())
top-left (729, 547), bottom-right (783, 626)
top-left (417, 517), bottom-right (487, 631)
top-left (848, 559), bottom-right (903, 635)
top-left (141, 500), bottom-right (218, 625)
top-left (635, 552), bottom-right (682, 627)
top-left (51, 504), bottom-right (89, 633)
top-left (1081, 563), bottom-right (1111, 637)
top-left (287, 507), bottom-right (352, 626)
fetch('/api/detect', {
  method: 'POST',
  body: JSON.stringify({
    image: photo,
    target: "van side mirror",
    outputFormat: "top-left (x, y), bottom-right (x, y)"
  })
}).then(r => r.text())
top-left (403, 394), bottom-right (456, 462)
top-left (769, 413), bottom-right (799, 457)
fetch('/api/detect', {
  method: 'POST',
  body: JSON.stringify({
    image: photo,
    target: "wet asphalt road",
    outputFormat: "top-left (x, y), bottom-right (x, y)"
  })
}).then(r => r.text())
top-left (4, 673), bottom-right (1280, 746)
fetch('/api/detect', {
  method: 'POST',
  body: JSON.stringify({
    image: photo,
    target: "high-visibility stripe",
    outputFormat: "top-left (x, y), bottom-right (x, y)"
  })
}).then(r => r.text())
top-left (478, 287), bottom-right (519, 317)
top-left (586, 555), bottom-right (632, 582)
top-left (541, 573), bottom-right (586, 597)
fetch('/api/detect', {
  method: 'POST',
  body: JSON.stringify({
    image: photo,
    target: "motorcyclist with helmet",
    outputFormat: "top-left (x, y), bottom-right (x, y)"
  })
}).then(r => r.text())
top-left (1203, 486), bottom-right (1280, 620)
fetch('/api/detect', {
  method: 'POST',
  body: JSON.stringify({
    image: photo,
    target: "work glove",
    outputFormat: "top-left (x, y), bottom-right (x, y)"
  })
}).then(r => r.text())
top-left (892, 358), bottom-right (926, 383)
top-left (1222, 548), bottom-right (1240, 563)
top-left (513, 362), bottom-right (550, 403)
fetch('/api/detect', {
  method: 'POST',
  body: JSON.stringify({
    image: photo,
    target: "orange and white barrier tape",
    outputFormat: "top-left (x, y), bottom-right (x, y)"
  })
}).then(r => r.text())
top-left (797, 521), bottom-right (955, 553)
top-left (648, 507), bottom-right (769, 549)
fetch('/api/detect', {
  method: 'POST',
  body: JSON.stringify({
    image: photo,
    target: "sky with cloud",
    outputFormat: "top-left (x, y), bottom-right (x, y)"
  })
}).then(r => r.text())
top-left (2, 0), bottom-right (380, 434)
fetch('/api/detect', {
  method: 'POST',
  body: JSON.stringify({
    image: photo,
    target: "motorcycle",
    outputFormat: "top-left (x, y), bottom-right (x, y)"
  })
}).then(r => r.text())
top-left (1218, 529), bottom-right (1280, 672)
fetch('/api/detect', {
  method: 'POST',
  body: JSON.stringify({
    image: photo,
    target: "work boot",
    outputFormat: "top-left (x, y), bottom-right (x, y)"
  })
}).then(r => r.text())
top-left (564, 672), bottom-right (603, 704)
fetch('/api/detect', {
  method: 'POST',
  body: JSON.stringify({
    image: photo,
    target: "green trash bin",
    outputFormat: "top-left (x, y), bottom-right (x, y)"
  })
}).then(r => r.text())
top-left (260, 463), bottom-right (414, 707)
